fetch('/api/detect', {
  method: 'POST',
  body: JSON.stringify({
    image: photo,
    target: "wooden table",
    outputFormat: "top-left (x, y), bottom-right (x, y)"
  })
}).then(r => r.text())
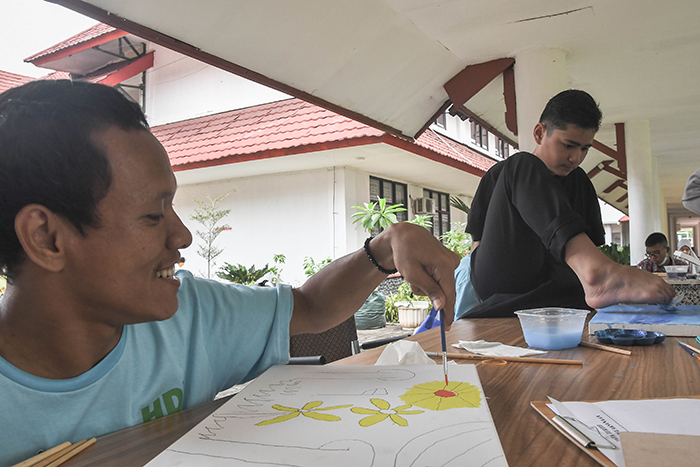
top-left (63, 318), bottom-right (700, 467)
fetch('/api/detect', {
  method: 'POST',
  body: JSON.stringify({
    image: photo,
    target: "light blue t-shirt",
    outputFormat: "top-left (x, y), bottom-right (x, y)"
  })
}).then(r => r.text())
top-left (0, 270), bottom-right (293, 466)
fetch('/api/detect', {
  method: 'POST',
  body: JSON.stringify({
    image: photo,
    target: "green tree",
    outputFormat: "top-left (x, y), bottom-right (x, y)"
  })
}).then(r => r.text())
top-left (190, 192), bottom-right (232, 278)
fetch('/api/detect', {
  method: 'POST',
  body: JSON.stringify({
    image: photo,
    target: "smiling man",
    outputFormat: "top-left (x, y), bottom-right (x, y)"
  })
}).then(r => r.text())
top-left (0, 80), bottom-right (460, 465)
top-left (454, 89), bottom-right (674, 318)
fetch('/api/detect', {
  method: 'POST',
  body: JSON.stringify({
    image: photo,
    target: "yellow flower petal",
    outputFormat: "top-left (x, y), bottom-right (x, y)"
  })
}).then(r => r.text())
top-left (351, 407), bottom-right (380, 415)
top-left (389, 414), bottom-right (409, 426)
top-left (359, 413), bottom-right (389, 427)
top-left (302, 401), bottom-right (324, 410)
top-left (314, 404), bottom-right (353, 411)
top-left (370, 398), bottom-right (390, 410)
top-left (303, 412), bottom-right (342, 422)
top-left (256, 411), bottom-right (300, 426)
top-left (271, 404), bottom-right (299, 412)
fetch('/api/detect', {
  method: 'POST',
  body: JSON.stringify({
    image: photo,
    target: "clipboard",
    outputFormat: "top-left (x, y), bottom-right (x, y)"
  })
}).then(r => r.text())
top-left (531, 400), bottom-right (615, 467)
top-left (532, 396), bottom-right (700, 467)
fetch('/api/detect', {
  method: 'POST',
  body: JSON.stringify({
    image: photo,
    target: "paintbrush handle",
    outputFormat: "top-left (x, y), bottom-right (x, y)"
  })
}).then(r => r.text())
top-left (579, 341), bottom-right (632, 356)
top-left (427, 351), bottom-right (582, 365)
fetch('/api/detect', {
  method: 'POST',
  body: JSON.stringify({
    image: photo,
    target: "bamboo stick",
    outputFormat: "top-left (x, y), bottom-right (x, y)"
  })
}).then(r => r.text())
top-left (579, 341), bottom-right (632, 356)
top-left (426, 351), bottom-right (582, 365)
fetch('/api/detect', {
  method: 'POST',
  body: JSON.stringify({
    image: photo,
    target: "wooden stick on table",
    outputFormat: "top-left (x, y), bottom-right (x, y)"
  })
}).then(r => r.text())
top-left (579, 341), bottom-right (632, 356)
top-left (21, 439), bottom-right (96, 467)
top-left (426, 351), bottom-right (583, 365)
top-left (10, 442), bottom-right (71, 467)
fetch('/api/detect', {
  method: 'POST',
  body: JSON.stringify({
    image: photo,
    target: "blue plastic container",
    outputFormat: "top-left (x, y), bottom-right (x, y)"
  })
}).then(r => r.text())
top-left (514, 308), bottom-right (590, 350)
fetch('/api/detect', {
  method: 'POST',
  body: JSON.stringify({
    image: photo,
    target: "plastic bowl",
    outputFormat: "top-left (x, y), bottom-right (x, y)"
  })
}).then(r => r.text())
top-left (665, 265), bottom-right (688, 278)
top-left (514, 308), bottom-right (590, 350)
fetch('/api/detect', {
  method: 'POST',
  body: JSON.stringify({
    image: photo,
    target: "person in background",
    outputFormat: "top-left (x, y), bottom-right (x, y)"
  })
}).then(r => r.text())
top-left (636, 232), bottom-right (688, 273)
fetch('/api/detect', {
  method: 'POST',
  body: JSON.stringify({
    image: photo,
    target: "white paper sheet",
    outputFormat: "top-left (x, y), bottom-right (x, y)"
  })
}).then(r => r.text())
top-left (550, 398), bottom-right (700, 467)
top-left (146, 364), bottom-right (508, 467)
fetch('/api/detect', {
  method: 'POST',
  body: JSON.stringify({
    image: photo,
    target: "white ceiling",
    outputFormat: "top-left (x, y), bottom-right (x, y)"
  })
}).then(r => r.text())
top-left (54, 0), bottom-right (700, 219)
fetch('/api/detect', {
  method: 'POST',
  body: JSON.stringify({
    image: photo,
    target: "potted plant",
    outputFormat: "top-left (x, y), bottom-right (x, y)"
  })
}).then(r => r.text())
top-left (388, 282), bottom-right (431, 329)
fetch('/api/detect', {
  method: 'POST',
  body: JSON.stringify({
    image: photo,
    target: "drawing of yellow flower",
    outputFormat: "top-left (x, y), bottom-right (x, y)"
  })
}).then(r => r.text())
top-left (350, 398), bottom-right (423, 427)
top-left (256, 401), bottom-right (352, 426)
top-left (399, 380), bottom-right (481, 411)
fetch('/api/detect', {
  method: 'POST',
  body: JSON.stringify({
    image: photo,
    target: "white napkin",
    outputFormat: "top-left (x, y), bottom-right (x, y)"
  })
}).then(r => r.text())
top-left (452, 340), bottom-right (546, 357)
top-left (375, 340), bottom-right (436, 366)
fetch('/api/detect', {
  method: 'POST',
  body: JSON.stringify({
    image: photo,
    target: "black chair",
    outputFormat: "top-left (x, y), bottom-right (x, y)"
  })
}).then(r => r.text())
top-left (290, 316), bottom-right (360, 363)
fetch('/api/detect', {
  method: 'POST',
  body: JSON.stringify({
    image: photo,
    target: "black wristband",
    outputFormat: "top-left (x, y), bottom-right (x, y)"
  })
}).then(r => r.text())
top-left (363, 237), bottom-right (398, 275)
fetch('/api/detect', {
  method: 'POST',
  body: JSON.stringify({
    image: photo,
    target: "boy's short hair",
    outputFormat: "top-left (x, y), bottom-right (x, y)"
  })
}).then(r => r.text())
top-left (539, 89), bottom-right (603, 133)
top-left (645, 232), bottom-right (668, 248)
top-left (0, 80), bottom-right (149, 279)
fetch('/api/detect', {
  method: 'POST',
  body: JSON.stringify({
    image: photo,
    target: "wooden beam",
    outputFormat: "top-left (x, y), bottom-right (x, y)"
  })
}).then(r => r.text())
top-left (443, 58), bottom-right (515, 109)
top-left (603, 179), bottom-right (627, 194)
top-left (503, 65), bottom-right (518, 136)
top-left (450, 105), bottom-right (519, 149)
top-left (591, 122), bottom-right (627, 176)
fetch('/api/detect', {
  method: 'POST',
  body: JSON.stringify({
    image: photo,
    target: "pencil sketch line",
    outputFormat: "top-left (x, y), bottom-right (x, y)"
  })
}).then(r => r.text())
top-left (438, 438), bottom-right (491, 466)
top-left (302, 368), bottom-right (416, 381)
top-left (166, 438), bottom-right (376, 466)
top-left (482, 454), bottom-right (508, 466)
top-left (393, 421), bottom-right (493, 467)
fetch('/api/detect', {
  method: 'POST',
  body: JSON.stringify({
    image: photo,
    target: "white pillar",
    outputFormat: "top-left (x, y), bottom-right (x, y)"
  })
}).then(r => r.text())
top-left (626, 119), bottom-right (660, 265)
top-left (513, 48), bottom-right (569, 151)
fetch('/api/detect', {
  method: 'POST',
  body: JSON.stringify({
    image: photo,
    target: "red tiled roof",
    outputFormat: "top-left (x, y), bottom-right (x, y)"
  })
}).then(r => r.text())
top-left (0, 70), bottom-right (33, 94)
top-left (152, 98), bottom-right (494, 176)
top-left (24, 23), bottom-right (127, 66)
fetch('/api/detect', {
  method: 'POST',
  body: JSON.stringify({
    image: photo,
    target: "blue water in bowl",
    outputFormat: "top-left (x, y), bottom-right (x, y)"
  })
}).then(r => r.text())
top-left (523, 327), bottom-right (583, 350)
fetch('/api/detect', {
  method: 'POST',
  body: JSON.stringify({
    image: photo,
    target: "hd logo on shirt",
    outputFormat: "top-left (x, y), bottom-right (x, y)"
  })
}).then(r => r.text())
top-left (141, 387), bottom-right (183, 422)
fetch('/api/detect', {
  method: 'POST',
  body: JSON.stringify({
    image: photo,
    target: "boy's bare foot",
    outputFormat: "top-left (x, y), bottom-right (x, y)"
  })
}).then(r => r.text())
top-left (565, 233), bottom-right (675, 309)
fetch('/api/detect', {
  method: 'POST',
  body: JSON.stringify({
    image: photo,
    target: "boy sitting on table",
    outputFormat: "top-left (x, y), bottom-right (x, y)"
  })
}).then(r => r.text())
top-left (455, 89), bottom-right (674, 319)
top-left (0, 80), bottom-right (460, 465)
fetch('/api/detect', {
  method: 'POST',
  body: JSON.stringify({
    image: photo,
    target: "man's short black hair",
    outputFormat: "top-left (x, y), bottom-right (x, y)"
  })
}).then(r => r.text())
top-left (645, 232), bottom-right (669, 248)
top-left (0, 80), bottom-right (149, 279)
top-left (539, 89), bottom-right (603, 134)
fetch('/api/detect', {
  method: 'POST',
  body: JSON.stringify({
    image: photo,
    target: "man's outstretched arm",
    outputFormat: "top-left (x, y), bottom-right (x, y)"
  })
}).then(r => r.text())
top-left (290, 223), bottom-right (460, 335)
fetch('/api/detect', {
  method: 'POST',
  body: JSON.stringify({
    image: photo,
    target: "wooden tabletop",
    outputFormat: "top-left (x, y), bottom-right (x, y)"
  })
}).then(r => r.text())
top-left (62, 318), bottom-right (700, 467)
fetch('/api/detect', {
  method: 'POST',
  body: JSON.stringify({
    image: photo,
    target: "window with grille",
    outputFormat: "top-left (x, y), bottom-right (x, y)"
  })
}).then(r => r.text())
top-left (435, 111), bottom-right (447, 129)
top-left (423, 189), bottom-right (450, 240)
top-left (496, 138), bottom-right (510, 158)
top-left (470, 120), bottom-right (489, 150)
top-left (369, 176), bottom-right (408, 236)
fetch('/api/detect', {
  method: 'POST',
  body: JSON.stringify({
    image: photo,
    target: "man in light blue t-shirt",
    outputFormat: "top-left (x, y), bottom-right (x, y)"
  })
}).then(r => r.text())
top-left (0, 81), bottom-right (460, 466)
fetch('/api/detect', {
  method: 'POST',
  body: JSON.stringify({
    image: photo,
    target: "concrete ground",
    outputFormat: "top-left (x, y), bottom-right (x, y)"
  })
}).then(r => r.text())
top-left (356, 322), bottom-right (413, 345)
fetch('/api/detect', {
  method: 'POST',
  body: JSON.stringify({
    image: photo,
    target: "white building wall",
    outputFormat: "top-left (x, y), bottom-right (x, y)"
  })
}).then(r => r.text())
top-left (173, 165), bottom-right (470, 285)
top-left (175, 168), bottom-right (336, 287)
top-left (144, 45), bottom-right (289, 126)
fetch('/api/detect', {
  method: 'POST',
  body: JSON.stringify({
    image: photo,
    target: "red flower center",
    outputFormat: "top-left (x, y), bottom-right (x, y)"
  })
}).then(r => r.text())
top-left (434, 389), bottom-right (456, 398)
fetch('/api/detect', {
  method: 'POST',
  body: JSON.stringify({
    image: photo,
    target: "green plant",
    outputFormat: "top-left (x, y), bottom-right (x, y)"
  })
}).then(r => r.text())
top-left (407, 214), bottom-right (433, 229)
top-left (270, 254), bottom-right (286, 285)
top-left (217, 262), bottom-right (272, 285)
top-left (384, 282), bottom-right (429, 323)
top-left (450, 196), bottom-right (470, 215)
top-left (440, 222), bottom-right (472, 258)
top-left (351, 198), bottom-right (407, 232)
top-left (302, 256), bottom-right (332, 277)
top-left (190, 191), bottom-right (233, 278)
top-left (599, 243), bottom-right (630, 265)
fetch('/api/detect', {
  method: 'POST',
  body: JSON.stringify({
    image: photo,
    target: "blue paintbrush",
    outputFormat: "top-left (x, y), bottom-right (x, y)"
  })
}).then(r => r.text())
top-left (439, 309), bottom-right (448, 385)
